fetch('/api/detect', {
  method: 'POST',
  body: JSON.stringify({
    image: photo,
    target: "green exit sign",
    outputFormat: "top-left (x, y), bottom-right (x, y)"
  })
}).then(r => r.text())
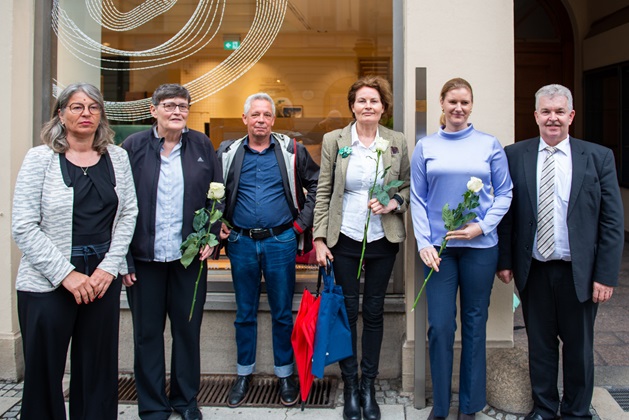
top-left (223, 41), bottom-right (240, 50)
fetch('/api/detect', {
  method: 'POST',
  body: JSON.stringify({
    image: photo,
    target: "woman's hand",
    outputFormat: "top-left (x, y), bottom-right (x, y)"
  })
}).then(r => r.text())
top-left (89, 268), bottom-right (115, 299)
top-left (368, 197), bottom-right (397, 215)
top-left (419, 246), bottom-right (441, 271)
top-left (122, 273), bottom-right (137, 287)
top-left (314, 238), bottom-right (333, 266)
top-left (62, 271), bottom-right (95, 304)
top-left (199, 245), bottom-right (214, 261)
top-left (445, 223), bottom-right (483, 241)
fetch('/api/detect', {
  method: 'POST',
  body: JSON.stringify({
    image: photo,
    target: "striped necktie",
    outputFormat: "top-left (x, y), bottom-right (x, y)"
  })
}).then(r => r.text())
top-left (537, 146), bottom-right (557, 259)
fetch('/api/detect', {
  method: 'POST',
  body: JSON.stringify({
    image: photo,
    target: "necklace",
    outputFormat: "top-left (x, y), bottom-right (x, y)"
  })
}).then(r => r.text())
top-left (80, 166), bottom-right (88, 176)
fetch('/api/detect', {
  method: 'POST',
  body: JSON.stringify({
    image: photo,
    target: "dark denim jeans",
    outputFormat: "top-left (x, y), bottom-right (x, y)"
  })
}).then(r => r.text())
top-left (425, 245), bottom-right (498, 417)
top-left (227, 227), bottom-right (297, 377)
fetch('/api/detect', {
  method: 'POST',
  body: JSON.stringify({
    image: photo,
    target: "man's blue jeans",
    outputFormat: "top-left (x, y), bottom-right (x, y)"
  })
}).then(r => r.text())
top-left (227, 227), bottom-right (297, 378)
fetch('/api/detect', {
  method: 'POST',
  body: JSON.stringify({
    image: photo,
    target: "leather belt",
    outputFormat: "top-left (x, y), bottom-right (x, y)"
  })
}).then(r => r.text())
top-left (233, 223), bottom-right (293, 240)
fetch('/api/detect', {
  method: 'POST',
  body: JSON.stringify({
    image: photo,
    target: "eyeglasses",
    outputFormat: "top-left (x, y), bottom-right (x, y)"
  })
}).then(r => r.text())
top-left (67, 103), bottom-right (102, 115)
top-left (159, 102), bottom-right (190, 113)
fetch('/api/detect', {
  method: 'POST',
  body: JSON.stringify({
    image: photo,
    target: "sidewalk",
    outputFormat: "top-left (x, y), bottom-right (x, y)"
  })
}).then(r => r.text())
top-left (2, 247), bottom-right (629, 419)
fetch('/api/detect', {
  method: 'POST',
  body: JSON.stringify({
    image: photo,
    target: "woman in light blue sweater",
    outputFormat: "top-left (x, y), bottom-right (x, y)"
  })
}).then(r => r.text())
top-left (410, 78), bottom-right (512, 420)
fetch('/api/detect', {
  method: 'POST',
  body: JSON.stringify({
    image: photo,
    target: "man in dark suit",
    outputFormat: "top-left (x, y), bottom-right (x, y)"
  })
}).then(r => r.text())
top-left (497, 84), bottom-right (624, 420)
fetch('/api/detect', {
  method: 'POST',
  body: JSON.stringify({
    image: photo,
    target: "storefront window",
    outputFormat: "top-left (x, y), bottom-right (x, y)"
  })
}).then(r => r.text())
top-left (54, 0), bottom-right (393, 292)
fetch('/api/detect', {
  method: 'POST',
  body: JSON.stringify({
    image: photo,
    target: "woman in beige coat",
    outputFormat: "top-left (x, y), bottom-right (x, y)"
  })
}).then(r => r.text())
top-left (313, 76), bottom-right (410, 420)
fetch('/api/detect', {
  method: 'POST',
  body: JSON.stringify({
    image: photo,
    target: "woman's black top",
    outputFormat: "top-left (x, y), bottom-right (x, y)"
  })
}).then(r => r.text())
top-left (61, 153), bottom-right (118, 275)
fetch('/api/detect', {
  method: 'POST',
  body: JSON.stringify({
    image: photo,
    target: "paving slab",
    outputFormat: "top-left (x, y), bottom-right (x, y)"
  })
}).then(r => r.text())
top-left (0, 398), bottom-right (19, 417)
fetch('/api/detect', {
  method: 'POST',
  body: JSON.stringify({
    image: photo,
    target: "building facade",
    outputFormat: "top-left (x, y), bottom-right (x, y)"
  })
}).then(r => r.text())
top-left (1, 0), bottom-right (628, 406)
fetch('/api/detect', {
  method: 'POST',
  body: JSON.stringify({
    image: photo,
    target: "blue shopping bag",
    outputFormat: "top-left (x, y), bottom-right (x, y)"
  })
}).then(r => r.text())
top-left (311, 261), bottom-right (353, 378)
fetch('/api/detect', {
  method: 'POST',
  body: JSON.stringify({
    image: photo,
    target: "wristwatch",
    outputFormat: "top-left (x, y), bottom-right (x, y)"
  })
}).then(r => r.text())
top-left (393, 194), bottom-right (403, 212)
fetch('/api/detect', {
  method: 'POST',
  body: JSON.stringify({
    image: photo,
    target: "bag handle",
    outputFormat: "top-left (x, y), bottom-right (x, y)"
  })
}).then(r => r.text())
top-left (316, 258), bottom-right (333, 297)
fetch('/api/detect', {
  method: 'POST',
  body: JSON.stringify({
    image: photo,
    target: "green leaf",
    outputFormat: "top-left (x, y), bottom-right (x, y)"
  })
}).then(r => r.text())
top-left (452, 212), bottom-right (477, 230)
top-left (442, 204), bottom-right (455, 229)
top-left (193, 209), bottom-right (209, 231)
top-left (376, 191), bottom-right (390, 205)
top-left (207, 235), bottom-right (219, 247)
top-left (209, 210), bottom-right (223, 224)
top-left (383, 180), bottom-right (404, 191)
top-left (181, 244), bottom-right (200, 268)
top-left (180, 233), bottom-right (199, 251)
top-left (371, 184), bottom-right (384, 196)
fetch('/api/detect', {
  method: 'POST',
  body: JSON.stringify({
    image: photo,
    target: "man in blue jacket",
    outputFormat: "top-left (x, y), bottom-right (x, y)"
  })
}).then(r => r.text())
top-left (217, 92), bottom-right (319, 408)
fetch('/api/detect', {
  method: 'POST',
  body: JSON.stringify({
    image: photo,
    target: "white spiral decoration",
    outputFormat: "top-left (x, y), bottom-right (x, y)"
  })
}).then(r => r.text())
top-left (53, 0), bottom-right (287, 121)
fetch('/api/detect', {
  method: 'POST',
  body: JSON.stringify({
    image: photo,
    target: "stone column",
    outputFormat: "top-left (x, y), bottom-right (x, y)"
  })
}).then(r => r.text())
top-left (0, 0), bottom-right (38, 380)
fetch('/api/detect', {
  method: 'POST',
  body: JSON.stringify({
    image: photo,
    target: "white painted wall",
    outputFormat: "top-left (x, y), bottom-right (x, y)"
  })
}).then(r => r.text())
top-left (402, 0), bottom-right (516, 346)
top-left (0, 0), bottom-right (36, 380)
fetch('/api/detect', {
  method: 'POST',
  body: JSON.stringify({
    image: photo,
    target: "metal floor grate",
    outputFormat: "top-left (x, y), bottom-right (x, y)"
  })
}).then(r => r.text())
top-left (111, 373), bottom-right (337, 408)
top-left (608, 388), bottom-right (629, 411)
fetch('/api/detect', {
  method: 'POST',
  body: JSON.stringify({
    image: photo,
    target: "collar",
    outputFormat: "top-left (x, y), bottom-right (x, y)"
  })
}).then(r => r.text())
top-left (350, 122), bottom-right (380, 148)
top-left (152, 125), bottom-right (189, 140)
top-left (244, 135), bottom-right (275, 152)
top-left (538, 136), bottom-right (570, 156)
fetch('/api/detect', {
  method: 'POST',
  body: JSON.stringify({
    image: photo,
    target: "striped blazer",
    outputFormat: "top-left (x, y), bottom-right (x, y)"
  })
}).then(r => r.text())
top-left (12, 144), bottom-right (138, 292)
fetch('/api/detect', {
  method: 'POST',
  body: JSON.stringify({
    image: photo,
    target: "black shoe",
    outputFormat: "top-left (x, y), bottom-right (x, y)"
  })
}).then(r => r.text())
top-left (524, 411), bottom-right (560, 420)
top-left (278, 376), bottom-right (298, 406)
top-left (227, 375), bottom-right (252, 408)
top-left (360, 376), bottom-right (380, 420)
top-left (342, 375), bottom-right (361, 420)
top-left (457, 411), bottom-right (476, 420)
top-left (428, 407), bottom-right (446, 420)
top-left (180, 408), bottom-right (203, 420)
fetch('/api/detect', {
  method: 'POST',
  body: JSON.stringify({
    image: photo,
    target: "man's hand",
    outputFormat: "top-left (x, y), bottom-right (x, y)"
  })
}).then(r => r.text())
top-left (592, 282), bottom-right (614, 303)
top-left (496, 269), bottom-right (513, 284)
top-left (220, 223), bottom-right (231, 240)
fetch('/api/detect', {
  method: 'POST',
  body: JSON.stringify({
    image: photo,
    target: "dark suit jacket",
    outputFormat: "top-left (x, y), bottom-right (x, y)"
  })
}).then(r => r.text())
top-left (497, 136), bottom-right (624, 302)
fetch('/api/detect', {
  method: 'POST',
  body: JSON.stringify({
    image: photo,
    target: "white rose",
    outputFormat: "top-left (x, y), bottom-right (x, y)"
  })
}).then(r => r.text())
top-left (374, 137), bottom-right (389, 153)
top-left (466, 176), bottom-right (483, 193)
top-left (207, 182), bottom-right (225, 200)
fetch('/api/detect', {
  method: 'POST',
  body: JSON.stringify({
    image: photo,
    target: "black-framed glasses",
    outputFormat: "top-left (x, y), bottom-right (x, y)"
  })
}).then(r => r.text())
top-left (67, 103), bottom-right (102, 115)
top-left (160, 102), bottom-right (190, 113)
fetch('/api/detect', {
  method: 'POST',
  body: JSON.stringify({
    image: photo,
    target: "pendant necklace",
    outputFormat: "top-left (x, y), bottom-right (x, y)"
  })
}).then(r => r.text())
top-left (80, 166), bottom-right (88, 176)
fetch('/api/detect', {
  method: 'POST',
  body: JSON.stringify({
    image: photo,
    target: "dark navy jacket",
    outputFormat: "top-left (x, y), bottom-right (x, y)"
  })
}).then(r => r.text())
top-left (122, 127), bottom-right (223, 268)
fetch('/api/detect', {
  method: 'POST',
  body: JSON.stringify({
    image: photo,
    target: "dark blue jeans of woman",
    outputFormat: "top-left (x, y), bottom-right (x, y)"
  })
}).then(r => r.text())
top-left (332, 253), bottom-right (397, 379)
top-left (227, 227), bottom-right (297, 377)
top-left (426, 245), bottom-right (498, 417)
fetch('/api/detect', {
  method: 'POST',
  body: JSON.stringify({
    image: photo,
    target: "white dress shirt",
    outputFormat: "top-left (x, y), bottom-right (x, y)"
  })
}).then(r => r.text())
top-left (339, 124), bottom-right (386, 243)
top-left (533, 136), bottom-right (572, 261)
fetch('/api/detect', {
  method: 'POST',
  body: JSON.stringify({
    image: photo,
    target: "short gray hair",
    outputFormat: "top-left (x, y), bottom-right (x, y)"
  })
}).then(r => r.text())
top-left (535, 84), bottom-right (573, 111)
top-left (243, 92), bottom-right (275, 115)
top-left (41, 83), bottom-right (114, 154)
top-left (151, 84), bottom-right (191, 105)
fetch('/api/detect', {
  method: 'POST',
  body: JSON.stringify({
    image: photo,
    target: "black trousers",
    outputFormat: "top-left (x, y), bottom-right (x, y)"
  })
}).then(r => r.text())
top-left (331, 252), bottom-right (397, 379)
top-left (126, 259), bottom-right (207, 420)
top-left (521, 259), bottom-right (598, 420)
top-left (17, 280), bottom-right (122, 420)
